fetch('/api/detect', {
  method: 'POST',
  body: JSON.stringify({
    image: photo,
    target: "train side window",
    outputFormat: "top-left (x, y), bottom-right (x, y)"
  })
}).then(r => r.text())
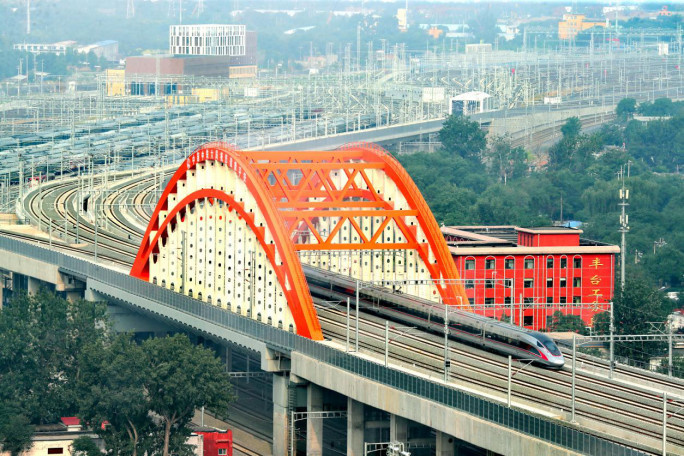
top-left (522, 343), bottom-right (540, 357)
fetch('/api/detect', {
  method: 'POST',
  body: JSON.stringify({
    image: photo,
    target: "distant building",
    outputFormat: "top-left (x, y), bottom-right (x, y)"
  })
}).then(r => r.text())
top-left (77, 40), bottom-right (119, 61)
top-left (116, 24), bottom-right (257, 99)
top-left (465, 43), bottom-right (492, 54)
top-left (0, 418), bottom-right (233, 456)
top-left (558, 14), bottom-right (606, 40)
top-left (12, 41), bottom-right (76, 55)
top-left (397, 8), bottom-right (408, 32)
top-left (170, 24), bottom-right (246, 57)
top-left (442, 225), bottom-right (618, 331)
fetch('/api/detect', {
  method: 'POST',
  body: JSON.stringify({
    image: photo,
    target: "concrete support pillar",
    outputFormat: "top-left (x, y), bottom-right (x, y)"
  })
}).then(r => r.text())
top-left (27, 277), bottom-right (41, 295)
top-left (347, 398), bottom-right (364, 456)
top-left (272, 373), bottom-right (289, 456)
top-left (390, 414), bottom-right (408, 443)
top-left (306, 383), bottom-right (323, 456)
top-left (224, 346), bottom-right (233, 372)
top-left (436, 431), bottom-right (456, 456)
top-left (65, 290), bottom-right (83, 302)
top-left (84, 287), bottom-right (105, 302)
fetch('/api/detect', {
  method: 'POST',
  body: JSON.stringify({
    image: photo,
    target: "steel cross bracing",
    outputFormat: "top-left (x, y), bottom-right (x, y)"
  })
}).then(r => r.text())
top-left (131, 142), bottom-right (470, 341)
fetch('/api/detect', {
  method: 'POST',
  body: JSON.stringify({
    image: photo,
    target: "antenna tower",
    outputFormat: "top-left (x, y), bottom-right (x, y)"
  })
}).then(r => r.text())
top-left (193, 0), bottom-right (204, 17)
top-left (126, 0), bottom-right (135, 18)
top-left (26, 0), bottom-right (30, 35)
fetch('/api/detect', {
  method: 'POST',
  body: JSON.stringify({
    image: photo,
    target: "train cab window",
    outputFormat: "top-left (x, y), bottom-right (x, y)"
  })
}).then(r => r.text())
top-left (504, 259), bottom-right (514, 270)
top-left (524, 258), bottom-right (534, 269)
top-left (534, 334), bottom-right (562, 356)
top-left (465, 259), bottom-right (475, 270)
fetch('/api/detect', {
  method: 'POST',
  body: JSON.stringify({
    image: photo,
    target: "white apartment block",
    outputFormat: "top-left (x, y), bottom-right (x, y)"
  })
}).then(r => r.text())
top-left (170, 24), bottom-right (246, 56)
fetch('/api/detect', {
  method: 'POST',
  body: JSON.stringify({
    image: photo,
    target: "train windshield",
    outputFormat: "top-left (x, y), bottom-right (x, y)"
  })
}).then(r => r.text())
top-left (533, 334), bottom-right (562, 356)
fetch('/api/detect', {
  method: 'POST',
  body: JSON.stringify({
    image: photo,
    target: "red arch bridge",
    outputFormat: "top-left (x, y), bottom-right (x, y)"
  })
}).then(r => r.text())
top-left (131, 142), bottom-right (470, 340)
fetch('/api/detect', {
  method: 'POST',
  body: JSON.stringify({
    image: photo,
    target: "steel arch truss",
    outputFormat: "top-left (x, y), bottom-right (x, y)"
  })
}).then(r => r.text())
top-left (131, 142), bottom-right (470, 341)
top-left (131, 144), bottom-right (322, 340)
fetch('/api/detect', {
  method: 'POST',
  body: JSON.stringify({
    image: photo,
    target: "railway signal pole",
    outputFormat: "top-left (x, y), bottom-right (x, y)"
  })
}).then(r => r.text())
top-left (618, 166), bottom-right (629, 290)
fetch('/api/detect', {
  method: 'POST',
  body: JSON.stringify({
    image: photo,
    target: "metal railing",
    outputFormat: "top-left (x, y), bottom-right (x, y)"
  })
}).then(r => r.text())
top-left (0, 235), bottom-right (649, 456)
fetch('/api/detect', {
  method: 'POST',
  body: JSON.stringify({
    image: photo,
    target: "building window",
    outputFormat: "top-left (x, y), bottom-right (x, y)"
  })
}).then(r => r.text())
top-left (573, 296), bottom-right (581, 304)
top-left (546, 297), bottom-right (553, 305)
top-left (546, 257), bottom-right (554, 268)
top-left (524, 297), bottom-right (534, 304)
top-left (485, 258), bottom-right (495, 270)
top-left (524, 279), bottom-right (533, 288)
top-left (465, 280), bottom-right (474, 289)
top-left (523, 315), bottom-right (534, 326)
top-left (485, 297), bottom-right (494, 305)
top-left (524, 258), bottom-right (534, 269)
top-left (559, 278), bottom-right (567, 288)
top-left (48, 449), bottom-right (64, 455)
top-left (218, 450), bottom-right (227, 456)
top-left (504, 297), bottom-right (512, 304)
top-left (504, 279), bottom-right (512, 288)
top-left (560, 258), bottom-right (568, 269)
top-left (573, 258), bottom-right (582, 269)
top-left (573, 277), bottom-right (581, 287)
top-left (465, 259), bottom-right (475, 270)
top-left (546, 278), bottom-right (553, 288)
top-left (560, 297), bottom-right (567, 304)
top-left (485, 279), bottom-right (494, 289)
top-left (504, 258), bottom-right (514, 269)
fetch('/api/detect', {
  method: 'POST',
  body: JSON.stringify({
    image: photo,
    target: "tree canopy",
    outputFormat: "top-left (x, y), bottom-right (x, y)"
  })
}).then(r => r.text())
top-left (0, 292), bottom-right (235, 456)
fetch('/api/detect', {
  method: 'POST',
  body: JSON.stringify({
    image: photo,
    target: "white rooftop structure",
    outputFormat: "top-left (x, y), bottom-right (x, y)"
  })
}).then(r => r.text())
top-left (169, 24), bottom-right (246, 57)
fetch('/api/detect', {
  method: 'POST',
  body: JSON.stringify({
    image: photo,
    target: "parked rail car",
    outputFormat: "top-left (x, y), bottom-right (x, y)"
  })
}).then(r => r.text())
top-left (304, 266), bottom-right (565, 369)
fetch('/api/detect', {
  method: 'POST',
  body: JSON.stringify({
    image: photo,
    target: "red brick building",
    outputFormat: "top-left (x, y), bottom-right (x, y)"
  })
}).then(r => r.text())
top-left (442, 226), bottom-right (619, 331)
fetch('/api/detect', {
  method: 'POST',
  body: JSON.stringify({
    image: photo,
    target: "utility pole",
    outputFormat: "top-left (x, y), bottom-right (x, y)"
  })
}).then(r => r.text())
top-left (609, 300), bottom-right (615, 379)
top-left (618, 166), bottom-right (629, 290)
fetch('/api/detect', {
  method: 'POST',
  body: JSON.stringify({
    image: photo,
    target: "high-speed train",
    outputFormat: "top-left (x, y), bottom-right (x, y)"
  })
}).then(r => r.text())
top-left (305, 266), bottom-right (565, 369)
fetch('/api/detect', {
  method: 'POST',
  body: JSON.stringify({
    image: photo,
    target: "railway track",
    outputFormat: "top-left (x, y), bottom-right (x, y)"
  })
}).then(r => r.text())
top-left (16, 169), bottom-right (684, 455)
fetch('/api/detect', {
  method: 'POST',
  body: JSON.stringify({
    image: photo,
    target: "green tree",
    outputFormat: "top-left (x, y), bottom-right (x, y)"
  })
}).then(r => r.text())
top-left (438, 115), bottom-right (487, 162)
top-left (0, 404), bottom-right (33, 456)
top-left (70, 436), bottom-right (101, 456)
top-left (143, 334), bottom-right (234, 456)
top-left (485, 135), bottom-right (528, 184)
top-left (0, 291), bottom-right (109, 426)
top-left (616, 98), bottom-right (637, 121)
top-left (560, 116), bottom-right (582, 139)
top-left (78, 335), bottom-right (152, 456)
top-left (547, 311), bottom-right (586, 334)
top-left (593, 276), bottom-right (675, 364)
